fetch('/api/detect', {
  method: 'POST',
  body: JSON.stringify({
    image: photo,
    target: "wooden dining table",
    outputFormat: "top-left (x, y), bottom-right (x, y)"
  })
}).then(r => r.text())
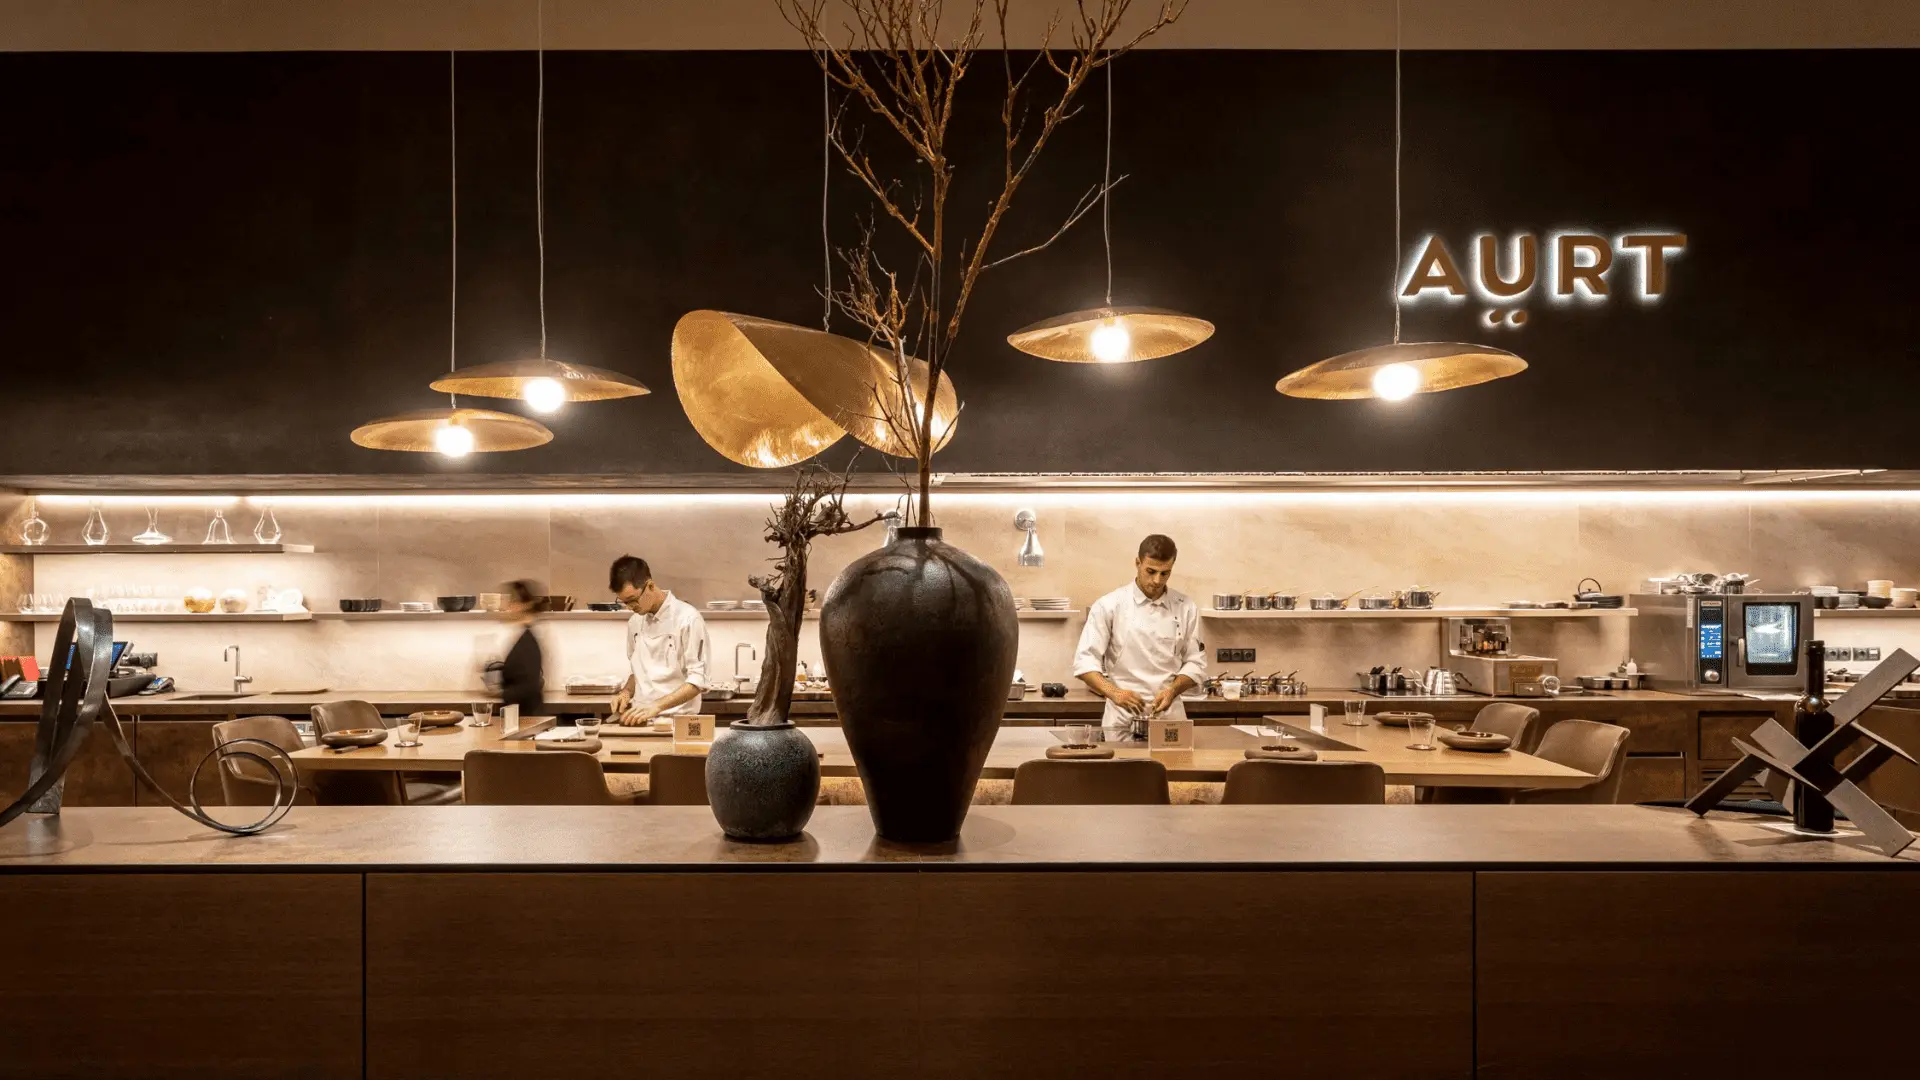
top-left (289, 715), bottom-right (1594, 789)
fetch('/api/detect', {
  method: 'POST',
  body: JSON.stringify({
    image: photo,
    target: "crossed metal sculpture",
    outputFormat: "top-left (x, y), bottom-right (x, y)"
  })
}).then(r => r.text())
top-left (0, 598), bottom-right (297, 837)
top-left (1684, 647), bottom-right (1920, 858)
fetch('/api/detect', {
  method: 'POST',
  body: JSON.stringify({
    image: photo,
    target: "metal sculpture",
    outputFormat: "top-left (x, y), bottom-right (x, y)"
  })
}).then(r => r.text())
top-left (1685, 644), bottom-right (1920, 857)
top-left (0, 598), bottom-right (297, 839)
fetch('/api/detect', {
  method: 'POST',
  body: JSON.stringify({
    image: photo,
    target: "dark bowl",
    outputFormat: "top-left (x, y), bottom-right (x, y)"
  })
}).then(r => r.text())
top-left (338, 598), bottom-right (383, 613)
top-left (587, 602), bottom-right (622, 612)
top-left (1861, 595), bottom-right (1893, 609)
top-left (436, 595), bottom-right (478, 613)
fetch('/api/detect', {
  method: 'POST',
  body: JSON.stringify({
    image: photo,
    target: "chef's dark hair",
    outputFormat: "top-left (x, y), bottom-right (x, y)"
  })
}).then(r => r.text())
top-left (507, 579), bottom-right (541, 606)
top-left (608, 555), bottom-right (653, 592)
top-left (1138, 534), bottom-right (1178, 561)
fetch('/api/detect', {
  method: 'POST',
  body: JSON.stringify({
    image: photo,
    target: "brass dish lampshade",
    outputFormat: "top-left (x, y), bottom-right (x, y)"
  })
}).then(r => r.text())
top-left (430, 358), bottom-right (649, 412)
top-left (1006, 305), bottom-right (1215, 364)
top-left (1274, 341), bottom-right (1527, 401)
top-left (672, 310), bottom-right (959, 469)
top-left (349, 407), bottom-right (553, 456)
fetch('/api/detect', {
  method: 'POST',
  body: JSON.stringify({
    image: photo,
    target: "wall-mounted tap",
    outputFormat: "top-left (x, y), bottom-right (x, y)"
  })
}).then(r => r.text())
top-left (224, 645), bottom-right (252, 694)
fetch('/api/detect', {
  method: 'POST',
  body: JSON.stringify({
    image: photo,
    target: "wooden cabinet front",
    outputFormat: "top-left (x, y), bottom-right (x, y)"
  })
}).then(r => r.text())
top-left (0, 718), bottom-right (136, 806)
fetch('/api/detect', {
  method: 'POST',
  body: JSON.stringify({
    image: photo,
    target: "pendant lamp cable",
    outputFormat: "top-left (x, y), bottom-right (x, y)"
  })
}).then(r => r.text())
top-left (821, 60), bottom-right (832, 331)
top-left (1101, 54), bottom-right (1114, 306)
top-left (535, 0), bottom-right (548, 359)
top-left (1391, 0), bottom-right (1402, 346)
top-left (449, 50), bottom-right (459, 408)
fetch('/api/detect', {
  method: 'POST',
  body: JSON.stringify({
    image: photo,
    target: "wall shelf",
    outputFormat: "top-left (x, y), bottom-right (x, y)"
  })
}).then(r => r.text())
top-left (0, 543), bottom-right (314, 555)
top-left (1201, 607), bottom-right (1638, 620)
top-left (312, 608), bottom-right (1081, 622)
top-left (2, 611), bottom-right (313, 623)
top-left (1814, 608), bottom-right (1920, 618)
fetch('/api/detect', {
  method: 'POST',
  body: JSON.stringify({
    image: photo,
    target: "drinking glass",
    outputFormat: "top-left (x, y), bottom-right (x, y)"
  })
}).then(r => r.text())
top-left (578, 713), bottom-right (602, 737)
top-left (1342, 700), bottom-right (1368, 727)
top-left (470, 702), bottom-right (494, 728)
top-left (392, 720), bottom-right (422, 748)
top-left (1067, 723), bottom-right (1095, 748)
top-left (1406, 715), bottom-right (1437, 751)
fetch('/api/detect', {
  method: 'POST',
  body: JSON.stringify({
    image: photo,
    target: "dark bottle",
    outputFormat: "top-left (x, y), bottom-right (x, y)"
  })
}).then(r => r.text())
top-left (1792, 639), bottom-right (1835, 833)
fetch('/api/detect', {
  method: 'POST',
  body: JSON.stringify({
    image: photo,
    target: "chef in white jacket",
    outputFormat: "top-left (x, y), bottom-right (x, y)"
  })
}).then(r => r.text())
top-left (607, 554), bottom-right (712, 725)
top-left (1072, 534), bottom-right (1208, 740)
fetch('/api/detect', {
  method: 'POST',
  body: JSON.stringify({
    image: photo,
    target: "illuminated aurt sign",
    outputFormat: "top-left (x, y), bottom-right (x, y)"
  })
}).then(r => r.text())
top-left (1398, 230), bottom-right (1687, 329)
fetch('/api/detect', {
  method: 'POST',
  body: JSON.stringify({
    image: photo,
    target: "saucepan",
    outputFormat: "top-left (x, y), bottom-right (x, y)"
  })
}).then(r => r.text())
top-left (1356, 594), bottom-right (1397, 611)
top-left (1269, 593), bottom-right (1298, 610)
top-left (1310, 595), bottom-right (1345, 611)
top-left (1399, 587), bottom-right (1440, 609)
top-left (1243, 592), bottom-right (1274, 611)
top-left (1212, 593), bottom-right (1244, 611)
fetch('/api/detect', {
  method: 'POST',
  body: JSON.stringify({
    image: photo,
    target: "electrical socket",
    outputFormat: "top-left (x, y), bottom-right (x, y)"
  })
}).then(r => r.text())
top-left (1827, 646), bottom-right (1854, 663)
top-left (1215, 647), bottom-right (1256, 664)
top-left (1857, 646), bottom-right (1882, 662)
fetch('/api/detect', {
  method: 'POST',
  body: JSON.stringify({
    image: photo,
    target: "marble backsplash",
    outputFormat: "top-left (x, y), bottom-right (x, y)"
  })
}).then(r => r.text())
top-left (10, 490), bottom-right (1920, 693)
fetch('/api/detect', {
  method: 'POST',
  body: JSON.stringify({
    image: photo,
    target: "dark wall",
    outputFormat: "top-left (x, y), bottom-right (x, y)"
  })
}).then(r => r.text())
top-left (1, 50), bottom-right (1915, 478)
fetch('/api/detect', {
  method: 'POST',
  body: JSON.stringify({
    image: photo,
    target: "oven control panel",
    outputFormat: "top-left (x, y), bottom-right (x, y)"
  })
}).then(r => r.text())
top-left (1696, 599), bottom-right (1725, 685)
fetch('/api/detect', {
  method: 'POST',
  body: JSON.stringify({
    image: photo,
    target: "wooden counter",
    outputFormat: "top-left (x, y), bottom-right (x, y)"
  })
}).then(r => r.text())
top-left (2, 806), bottom-right (1914, 1079)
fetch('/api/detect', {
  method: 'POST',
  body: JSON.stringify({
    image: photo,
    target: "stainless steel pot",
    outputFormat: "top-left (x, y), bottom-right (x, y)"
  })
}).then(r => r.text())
top-left (1356, 595), bottom-right (1397, 610)
top-left (1310, 595), bottom-right (1345, 611)
top-left (1212, 593), bottom-right (1243, 611)
top-left (1400, 588), bottom-right (1440, 609)
top-left (1241, 671), bottom-right (1272, 695)
top-left (1243, 593), bottom-right (1274, 611)
top-left (1270, 593), bottom-right (1298, 610)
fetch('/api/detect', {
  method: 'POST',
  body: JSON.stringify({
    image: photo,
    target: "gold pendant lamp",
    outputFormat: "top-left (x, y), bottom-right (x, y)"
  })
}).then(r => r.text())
top-left (352, 53), bottom-right (553, 458)
top-left (671, 58), bottom-right (958, 469)
top-left (430, 0), bottom-right (648, 414)
top-left (1275, 0), bottom-right (1526, 401)
top-left (1008, 55), bottom-right (1211, 364)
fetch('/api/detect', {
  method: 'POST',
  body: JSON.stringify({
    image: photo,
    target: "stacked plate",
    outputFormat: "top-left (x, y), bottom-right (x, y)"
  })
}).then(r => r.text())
top-left (739, 598), bottom-right (767, 612)
top-left (706, 600), bottom-right (741, 611)
top-left (1028, 597), bottom-right (1071, 611)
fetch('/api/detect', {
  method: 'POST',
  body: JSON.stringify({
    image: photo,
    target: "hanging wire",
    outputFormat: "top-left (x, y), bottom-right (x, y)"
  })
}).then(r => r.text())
top-left (536, 0), bottom-right (548, 359)
top-left (449, 51), bottom-right (459, 408)
top-left (821, 61), bottom-right (832, 331)
top-left (1101, 54), bottom-right (1115, 306)
top-left (1392, 0), bottom-right (1403, 345)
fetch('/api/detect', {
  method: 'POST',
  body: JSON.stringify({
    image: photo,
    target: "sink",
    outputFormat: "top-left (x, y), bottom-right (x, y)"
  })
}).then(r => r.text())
top-left (171, 692), bottom-right (256, 701)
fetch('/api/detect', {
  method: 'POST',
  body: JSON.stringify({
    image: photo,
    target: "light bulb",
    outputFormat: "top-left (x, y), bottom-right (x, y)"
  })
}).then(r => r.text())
top-left (1372, 362), bottom-right (1421, 401)
top-left (1089, 321), bottom-right (1132, 363)
top-left (523, 377), bottom-right (566, 413)
top-left (434, 421), bottom-right (475, 458)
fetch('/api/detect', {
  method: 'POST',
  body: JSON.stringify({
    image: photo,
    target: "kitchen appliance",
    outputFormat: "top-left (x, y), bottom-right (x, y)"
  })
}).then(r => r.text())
top-left (1442, 617), bottom-right (1559, 696)
top-left (1573, 578), bottom-right (1626, 608)
top-left (1629, 592), bottom-right (1815, 692)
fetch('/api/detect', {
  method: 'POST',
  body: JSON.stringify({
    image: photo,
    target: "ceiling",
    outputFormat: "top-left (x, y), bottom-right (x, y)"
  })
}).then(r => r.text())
top-left (3, 0), bottom-right (1917, 51)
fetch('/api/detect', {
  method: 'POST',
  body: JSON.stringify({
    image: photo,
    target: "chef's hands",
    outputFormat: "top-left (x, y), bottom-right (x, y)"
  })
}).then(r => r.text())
top-left (1108, 688), bottom-right (1147, 716)
top-left (617, 700), bottom-right (664, 726)
top-left (1151, 684), bottom-right (1181, 716)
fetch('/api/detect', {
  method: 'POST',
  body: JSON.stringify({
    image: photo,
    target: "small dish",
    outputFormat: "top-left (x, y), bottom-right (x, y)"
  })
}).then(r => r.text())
top-left (1438, 729), bottom-right (1512, 752)
top-left (1373, 711), bottom-right (1435, 728)
top-left (399, 601), bottom-right (432, 613)
top-left (407, 709), bottom-right (465, 728)
top-left (319, 728), bottom-right (389, 749)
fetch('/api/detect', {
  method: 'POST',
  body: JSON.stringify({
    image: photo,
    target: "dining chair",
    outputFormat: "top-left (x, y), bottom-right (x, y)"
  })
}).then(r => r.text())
top-left (1510, 719), bottom-right (1632, 804)
top-left (1011, 759), bottom-right (1171, 805)
top-left (647, 753), bottom-right (710, 806)
top-left (461, 748), bottom-right (619, 805)
top-left (209, 715), bottom-right (317, 807)
top-left (311, 699), bottom-right (462, 806)
top-left (1221, 760), bottom-right (1386, 805)
top-left (1470, 702), bottom-right (1541, 752)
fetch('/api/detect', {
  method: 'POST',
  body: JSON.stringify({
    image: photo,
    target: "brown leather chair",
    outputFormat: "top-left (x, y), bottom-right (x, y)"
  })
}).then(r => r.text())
top-left (648, 753), bottom-right (710, 805)
top-left (311, 699), bottom-right (462, 806)
top-left (1222, 760), bottom-right (1386, 804)
top-left (310, 699), bottom-right (386, 734)
top-left (209, 716), bottom-right (316, 806)
top-left (1470, 702), bottom-right (1541, 752)
top-left (461, 749), bottom-right (617, 805)
top-left (1011, 759), bottom-right (1171, 805)
top-left (1511, 719), bottom-right (1632, 804)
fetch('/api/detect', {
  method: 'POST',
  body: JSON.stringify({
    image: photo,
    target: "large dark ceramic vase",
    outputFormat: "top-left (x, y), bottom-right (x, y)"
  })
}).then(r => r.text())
top-left (705, 721), bottom-right (821, 841)
top-left (820, 526), bottom-right (1019, 842)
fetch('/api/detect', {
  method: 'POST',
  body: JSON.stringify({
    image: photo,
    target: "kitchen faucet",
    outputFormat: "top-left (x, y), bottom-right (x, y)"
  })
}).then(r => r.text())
top-left (224, 645), bottom-right (252, 694)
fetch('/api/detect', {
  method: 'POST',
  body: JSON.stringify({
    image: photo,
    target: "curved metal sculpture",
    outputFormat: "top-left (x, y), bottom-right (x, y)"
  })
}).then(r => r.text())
top-left (0, 598), bottom-right (296, 837)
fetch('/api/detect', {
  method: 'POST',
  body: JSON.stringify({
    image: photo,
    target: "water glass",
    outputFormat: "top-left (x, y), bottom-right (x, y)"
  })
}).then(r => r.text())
top-left (1342, 700), bottom-right (1368, 727)
top-left (578, 713), bottom-right (602, 737)
top-left (1067, 723), bottom-right (1095, 748)
top-left (1406, 715), bottom-right (1437, 751)
top-left (470, 702), bottom-right (494, 728)
top-left (392, 720), bottom-right (422, 748)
